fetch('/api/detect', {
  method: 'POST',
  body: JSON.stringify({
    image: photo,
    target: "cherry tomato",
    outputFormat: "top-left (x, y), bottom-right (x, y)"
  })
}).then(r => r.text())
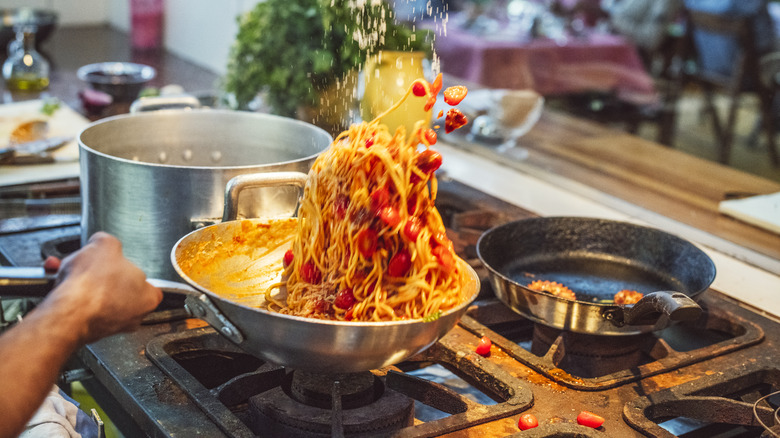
top-left (379, 206), bottom-right (401, 227)
top-left (314, 299), bottom-right (332, 314)
top-left (423, 128), bottom-right (437, 145)
top-left (365, 137), bottom-right (374, 148)
top-left (370, 187), bottom-right (390, 212)
top-left (577, 411), bottom-right (605, 429)
top-left (357, 228), bottom-right (378, 258)
top-left (416, 149), bottom-right (443, 175)
top-left (301, 261), bottom-right (321, 284)
top-left (475, 336), bottom-right (491, 357)
top-left (445, 108), bottom-right (468, 133)
top-left (43, 255), bottom-right (60, 272)
top-left (283, 249), bottom-right (294, 267)
top-left (443, 85), bottom-right (468, 106)
top-left (412, 81), bottom-right (427, 97)
top-left (388, 251), bottom-right (412, 277)
top-left (432, 245), bottom-right (455, 274)
top-left (518, 413), bottom-right (538, 430)
top-left (334, 288), bottom-right (356, 309)
top-left (403, 217), bottom-right (422, 242)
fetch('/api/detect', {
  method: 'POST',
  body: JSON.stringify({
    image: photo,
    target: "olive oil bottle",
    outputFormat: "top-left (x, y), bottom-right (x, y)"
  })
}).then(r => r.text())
top-left (3, 23), bottom-right (50, 92)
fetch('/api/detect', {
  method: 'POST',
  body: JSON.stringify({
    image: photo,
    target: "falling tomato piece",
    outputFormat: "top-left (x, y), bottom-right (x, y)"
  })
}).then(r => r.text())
top-left (443, 85), bottom-right (468, 105)
top-left (445, 108), bottom-right (468, 133)
top-left (412, 81), bottom-right (427, 97)
top-left (577, 411), bottom-right (605, 429)
top-left (518, 413), bottom-right (539, 430)
top-left (283, 249), bottom-right (294, 267)
top-left (423, 128), bottom-right (437, 145)
top-left (475, 336), bottom-right (492, 356)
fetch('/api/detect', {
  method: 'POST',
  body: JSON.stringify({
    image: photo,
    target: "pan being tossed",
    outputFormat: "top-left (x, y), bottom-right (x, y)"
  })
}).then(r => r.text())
top-left (172, 168), bottom-right (479, 373)
top-left (476, 217), bottom-right (716, 336)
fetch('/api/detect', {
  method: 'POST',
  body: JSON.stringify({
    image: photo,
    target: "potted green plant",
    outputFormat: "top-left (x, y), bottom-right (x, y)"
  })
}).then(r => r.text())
top-left (223, 0), bottom-right (431, 132)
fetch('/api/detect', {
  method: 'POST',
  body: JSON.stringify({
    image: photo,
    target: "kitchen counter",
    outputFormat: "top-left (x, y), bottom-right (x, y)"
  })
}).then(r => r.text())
top-left (3, 26), bottom-right (779, 320)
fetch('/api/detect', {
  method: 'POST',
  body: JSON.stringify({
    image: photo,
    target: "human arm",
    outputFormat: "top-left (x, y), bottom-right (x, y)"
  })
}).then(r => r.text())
top-left (0, 232), bottom-right (163, 438)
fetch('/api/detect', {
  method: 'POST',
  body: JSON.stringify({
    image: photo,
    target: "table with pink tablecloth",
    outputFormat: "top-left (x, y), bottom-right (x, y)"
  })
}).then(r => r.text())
top-left (433, 25), bottom-right (658, 105)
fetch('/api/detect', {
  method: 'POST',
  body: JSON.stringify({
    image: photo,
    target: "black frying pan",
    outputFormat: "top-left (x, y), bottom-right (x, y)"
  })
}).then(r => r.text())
top-left (476, 217), bottom-right (717, 335)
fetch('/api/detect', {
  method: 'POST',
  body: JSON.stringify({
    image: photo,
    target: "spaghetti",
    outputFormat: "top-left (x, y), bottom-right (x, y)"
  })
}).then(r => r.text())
top-left (270, 75), bottom-right (470, 321)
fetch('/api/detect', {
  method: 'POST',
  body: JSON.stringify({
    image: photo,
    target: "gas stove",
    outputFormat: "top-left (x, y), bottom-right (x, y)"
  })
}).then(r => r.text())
top-left (1, 179), bottom-right (779, 437)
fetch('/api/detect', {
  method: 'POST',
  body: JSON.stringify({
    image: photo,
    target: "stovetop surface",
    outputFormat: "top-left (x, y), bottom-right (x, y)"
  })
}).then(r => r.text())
top-left (3, 179), bottom-right (780, 437)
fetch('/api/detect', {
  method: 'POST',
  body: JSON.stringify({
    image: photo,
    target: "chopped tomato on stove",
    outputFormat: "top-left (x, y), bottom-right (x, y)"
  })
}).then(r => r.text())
top-left (475, 336), bottom-right (492, 356)
top-left (443, 85), bottom-right (468, 105)
top-left (445, 108), bottom-right (468, 133)
top-left (301, 261), bottom-right (321, 284)
top-left (518, 413), bottom-right (538, 430)
top-left (334, 288), bottom-right (356, 309)
top-left (283, 249), bottom-right (294, 267)
top-left (388, 250), bottom-right (412, 277)
top-left (356, 228), bottom-right (378, 258)
top-left (577, 411), bottom-right (605, 428)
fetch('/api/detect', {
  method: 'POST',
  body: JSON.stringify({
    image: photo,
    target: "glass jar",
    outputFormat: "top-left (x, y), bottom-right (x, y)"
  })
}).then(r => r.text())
top-left (3, 24), bottom-right (50, 92)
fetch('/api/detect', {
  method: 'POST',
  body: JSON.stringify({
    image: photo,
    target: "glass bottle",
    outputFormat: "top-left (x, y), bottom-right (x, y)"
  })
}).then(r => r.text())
top-left (2, 24), bottom-right (50, 92)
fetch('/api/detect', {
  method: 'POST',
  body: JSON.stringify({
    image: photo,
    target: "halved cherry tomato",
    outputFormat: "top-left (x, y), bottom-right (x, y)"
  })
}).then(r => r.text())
top-left (412, 81), bottom-right (427, 97)
top-left (356, 228), bottom-right (378, 258)
top-left (379, 206), bottom-right (401, 227)
top-left (283, 249), bottom-right (294, 267)
top-left (423, 128), bottom-right (437, 145)
top-left (370, 187), bottom-right (390, 212)
top-left (388, 251), bottom-right (412, 277)
top-left (403, 217), bottom-right (422, 241)
top-left (301, 261), bottom-right (321, 284)
top-left (577, 411), bottom-right (605, 429)
top-left (475, 336), bottom-right (491, 356)
top-left (416, 149), bottom-right (443, 175)
top-left (445, 108), bottom-right (468, 133)
top-left (334, 288), bottom-right (356, 309)
top-left (518, 413), bottom-right (538, 430)
top-left (443, 85), bottom-right (468, 106)
top-left (432, 245), bottom-right (455, 274)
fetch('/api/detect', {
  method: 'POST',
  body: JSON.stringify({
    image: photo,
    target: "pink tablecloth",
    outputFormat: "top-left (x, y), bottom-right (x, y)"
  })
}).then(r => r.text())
top-left (433, 26), bottom-right (658, 105)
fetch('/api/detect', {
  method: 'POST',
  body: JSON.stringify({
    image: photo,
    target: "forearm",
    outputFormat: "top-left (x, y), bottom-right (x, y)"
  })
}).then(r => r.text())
top-left (0, 293), bottom-right (85, 438)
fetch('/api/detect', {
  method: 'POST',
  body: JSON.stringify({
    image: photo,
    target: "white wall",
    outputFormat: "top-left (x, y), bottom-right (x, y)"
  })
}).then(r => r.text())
top-left (7, 0), bottom-right (262, 75)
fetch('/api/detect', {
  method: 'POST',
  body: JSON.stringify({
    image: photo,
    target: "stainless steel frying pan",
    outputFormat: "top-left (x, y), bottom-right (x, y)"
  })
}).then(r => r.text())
top-left (170, 172), bottom-right (481, 373)
top-left (477, 217), bottom-right (716, 336)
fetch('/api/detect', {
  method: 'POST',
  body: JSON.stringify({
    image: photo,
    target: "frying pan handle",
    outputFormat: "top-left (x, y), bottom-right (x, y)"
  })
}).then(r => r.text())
top-left (0, 267), bottom-right (56, 298)
top-left (612, 291), bottom-right (702, 327)
top-left (222, 172), bottom-right (308, 222)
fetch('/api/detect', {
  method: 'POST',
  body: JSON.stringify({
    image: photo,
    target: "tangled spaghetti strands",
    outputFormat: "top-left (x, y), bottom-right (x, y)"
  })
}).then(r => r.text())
top-left (272, 77), bottom-right (469, 321)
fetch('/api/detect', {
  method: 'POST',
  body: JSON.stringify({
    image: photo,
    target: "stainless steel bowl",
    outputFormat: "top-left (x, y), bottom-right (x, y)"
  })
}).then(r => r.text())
top-left (77, 62), bottom-right (157, 102)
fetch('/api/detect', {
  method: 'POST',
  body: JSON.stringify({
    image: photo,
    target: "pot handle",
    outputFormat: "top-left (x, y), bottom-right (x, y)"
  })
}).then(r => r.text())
top-left (606, 291), bottom-right (702, 327)
top-left (222, 171), bottom-right (309, 222)
top-left (0, 266), bottom-right (55, 298)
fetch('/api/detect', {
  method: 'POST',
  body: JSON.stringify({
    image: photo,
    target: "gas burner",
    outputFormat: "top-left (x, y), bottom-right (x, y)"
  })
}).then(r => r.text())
top-left (146, 326), bottom-right (532, 437)
top-left (624, 362), bottom-right (780, 436)
top-left (462, 296), bottom-right (765, 390)
top-left (249, 371), bottom-right (414, 437)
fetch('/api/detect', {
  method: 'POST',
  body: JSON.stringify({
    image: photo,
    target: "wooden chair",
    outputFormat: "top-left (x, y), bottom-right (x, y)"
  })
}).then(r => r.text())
top-left (680, 8), bottom-right (778, 166)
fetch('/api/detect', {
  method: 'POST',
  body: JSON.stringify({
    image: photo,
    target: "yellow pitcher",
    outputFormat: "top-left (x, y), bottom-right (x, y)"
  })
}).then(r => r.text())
top-left (361, 51), bottom-right (432, 136)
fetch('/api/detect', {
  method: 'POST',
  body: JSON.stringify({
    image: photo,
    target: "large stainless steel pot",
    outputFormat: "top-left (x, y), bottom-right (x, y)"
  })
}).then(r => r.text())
top-left (78, 109), bottom-right (332, 280)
